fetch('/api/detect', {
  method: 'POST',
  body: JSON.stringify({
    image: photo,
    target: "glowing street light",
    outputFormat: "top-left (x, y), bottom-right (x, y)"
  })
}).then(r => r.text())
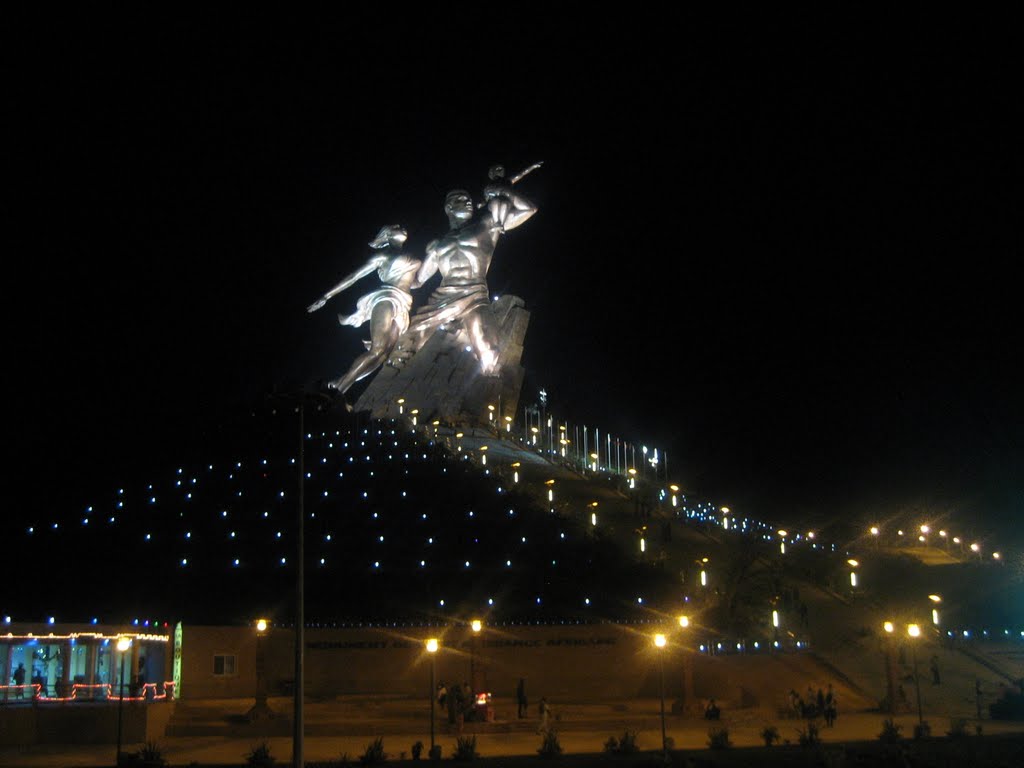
top-left (882, 621), bottom-right (897, 713)
top-left (654, 633), bottom-right (668, 759)
top-left (426, 638), bottom-right (439, 754)
top-left (248, 619), bottom-right (273, 721)
top-left (470, 620), bottom-right (482, 693)
top-left (115, 636), bottom-right (132, 766)
top-left (907, 624), bottom-right (924, 726)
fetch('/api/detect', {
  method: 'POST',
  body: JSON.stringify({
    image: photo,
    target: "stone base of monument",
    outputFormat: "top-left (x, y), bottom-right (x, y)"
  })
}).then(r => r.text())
top-left (353, 295), bottom-right (529, 428)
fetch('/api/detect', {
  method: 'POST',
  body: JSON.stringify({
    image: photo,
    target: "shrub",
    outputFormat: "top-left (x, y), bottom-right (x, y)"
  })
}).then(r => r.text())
top-left (797, 721), bottom-right (820, 747)
top-left (360, 737), bottom-right (388, 765)
top-left (604, 730), bottom-right (640, 754)
top-left (134, 741), bottom-right (167, 766)
top-left (946, 718), bottom-right (969, 738)
top-left (537, 729), bottom-right (563, 759)
top-left (452, 735), bottom-right (478, 761)
top-left (617, 730), bottom-right (639, 754)
top-left (913, 721), bottom-right (931, 740)
top-left (707, 727), bottom-right (731, 749)
top-left (761, 725), bottom-right (780, 747)
top-left (245, 741), bottom-right (275, 768)
top-left (878, 718), bottom-right (902, 743)
top-left (428, 744), bottom-right (442, 761)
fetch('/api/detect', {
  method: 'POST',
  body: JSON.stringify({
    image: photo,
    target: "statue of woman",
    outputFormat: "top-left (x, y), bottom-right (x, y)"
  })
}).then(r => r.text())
top-left (307, 225), bottom-right (422, 399)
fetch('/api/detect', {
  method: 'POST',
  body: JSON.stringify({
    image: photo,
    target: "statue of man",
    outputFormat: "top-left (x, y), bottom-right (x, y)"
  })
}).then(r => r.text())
top-left (307, 224), bottom-right (422, 400)
top-left (408, 167), bottom-right (538, 375)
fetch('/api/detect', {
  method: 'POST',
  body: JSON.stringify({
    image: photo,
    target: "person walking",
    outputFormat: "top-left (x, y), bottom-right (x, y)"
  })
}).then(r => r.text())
top-left (516, 677), bottom-right (528, 719)
top-left (537, 696), bottom-right (550, 734)
top-left (824, 684), bottom-right (837, 727)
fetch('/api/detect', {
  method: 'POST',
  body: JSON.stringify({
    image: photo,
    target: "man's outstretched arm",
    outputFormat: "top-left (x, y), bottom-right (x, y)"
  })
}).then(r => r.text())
top-left (486, 185), bottom-right (537, 232)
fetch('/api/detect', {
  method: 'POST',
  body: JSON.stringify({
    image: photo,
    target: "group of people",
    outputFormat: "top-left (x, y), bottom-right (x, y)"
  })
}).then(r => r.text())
top-left (436, 680), bottom-right (481, 725)
top-left (789, 683), bottom-right (838, 726)
top-left (308, 163), bottom-right (540, 399)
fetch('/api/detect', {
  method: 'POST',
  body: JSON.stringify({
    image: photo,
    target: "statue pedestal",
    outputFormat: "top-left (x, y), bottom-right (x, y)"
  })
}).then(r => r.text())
top-left (354, 295), bottom-right (529, 428)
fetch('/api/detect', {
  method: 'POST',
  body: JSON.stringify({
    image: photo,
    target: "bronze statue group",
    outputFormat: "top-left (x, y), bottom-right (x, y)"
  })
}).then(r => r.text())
top-left (308, 163), bottom-right (540, 402)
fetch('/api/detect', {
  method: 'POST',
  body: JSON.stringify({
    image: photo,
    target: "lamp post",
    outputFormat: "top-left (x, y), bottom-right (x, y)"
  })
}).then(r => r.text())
top-left (115, 636), bottom-right (132, 766)
top-left (248, 619), bottom-right (272, 721)
top-left (654, 633), bottom-right (668, 759)
top-left (426, 639), bottom-right (438, 755)
top-left (907, 624), bottom-right (924, 726)
top-left (469, 620), bottom-right (482, 695)
top-left (882, 621), bottom-right (898, 714)
top-left (678, 616), bottom-right (695, 713)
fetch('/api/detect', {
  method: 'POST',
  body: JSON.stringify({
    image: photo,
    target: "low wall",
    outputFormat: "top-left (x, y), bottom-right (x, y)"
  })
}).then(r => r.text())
top-left (0, 700), bottom-right (172, 746)
top-left (179, 623), bottom-right (760, 705)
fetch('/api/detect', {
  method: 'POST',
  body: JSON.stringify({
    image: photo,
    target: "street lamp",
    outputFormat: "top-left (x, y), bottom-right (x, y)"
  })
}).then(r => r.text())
top-left (115, 635), bottom-right (132, 766)
top-left (248, 619), bottom-right (272, 721)
top-left (882, 622), bottom-right (898, 714)
top-left (654, 633), bottom-right (668, 759)
top-left (678, 616), bottom-right (695, 713)
top-left (469, 620), bottom-right (482, 694)
top-left (426, 639), bottom-right (438, 755)
top-left (907, 624), bottom-right (924, 727)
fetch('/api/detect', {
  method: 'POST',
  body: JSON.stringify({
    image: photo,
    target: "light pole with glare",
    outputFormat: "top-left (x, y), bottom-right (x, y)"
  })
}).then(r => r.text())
top-left (248, 619), bottom-right (273, 720)
top-left (907, 624), bottom-right (924, 726)
top-left (882, 621), bottom-right (898, 714)
top-left (654, 633), bottom-right (668, 759)
top-left (115, 636), bottom-right (132, 766)
top-left (678, 616), bottom-right (695, 713)
top-left (426, 639), bottom-right (438, 755)
top-left (469, 620), bottom-right (482, 694)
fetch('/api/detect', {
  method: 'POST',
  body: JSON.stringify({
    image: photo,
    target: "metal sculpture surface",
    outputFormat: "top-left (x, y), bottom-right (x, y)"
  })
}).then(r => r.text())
top-left (307, 224), bottom-right (422, 396)
top-left (407, 164), bottom-right (539, 374)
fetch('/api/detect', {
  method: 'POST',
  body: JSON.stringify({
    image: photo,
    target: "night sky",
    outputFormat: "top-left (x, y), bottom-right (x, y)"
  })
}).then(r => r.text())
top-left (8, 20), bottom-right (1021, 550)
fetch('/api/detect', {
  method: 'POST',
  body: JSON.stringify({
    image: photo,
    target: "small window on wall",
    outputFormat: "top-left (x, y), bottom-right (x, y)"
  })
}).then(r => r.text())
top-left (213, 654), bottom-right (237, 676)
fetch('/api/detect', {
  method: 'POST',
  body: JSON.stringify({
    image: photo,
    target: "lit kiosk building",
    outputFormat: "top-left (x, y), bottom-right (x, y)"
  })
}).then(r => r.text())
top-left (0, 622), bottom-right (172, 703)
